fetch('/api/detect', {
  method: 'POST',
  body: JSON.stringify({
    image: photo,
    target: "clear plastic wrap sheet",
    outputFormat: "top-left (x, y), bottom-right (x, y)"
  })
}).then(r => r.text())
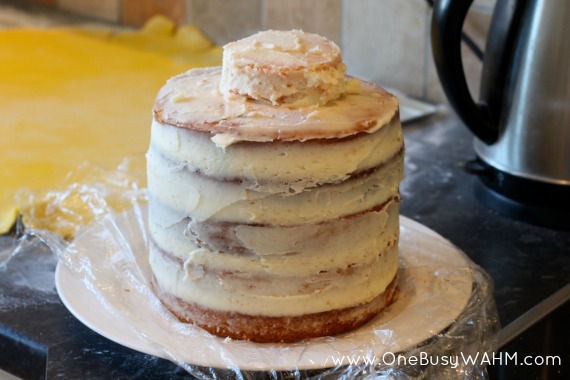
top-left (2, 160), bottom-right (500, 379)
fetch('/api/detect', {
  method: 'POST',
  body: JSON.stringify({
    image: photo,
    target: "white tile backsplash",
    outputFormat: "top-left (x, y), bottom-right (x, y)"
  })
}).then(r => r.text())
top-left (263, 0), bottom-right (341, 43)
top-left (57, 0), bottom-right (120, 23)
top-left (43, 0), bottom-right (495, 104)
top-left (185, 0), bottom-right (262, 45)
top-left (341, 0), bottom-right (428, 99)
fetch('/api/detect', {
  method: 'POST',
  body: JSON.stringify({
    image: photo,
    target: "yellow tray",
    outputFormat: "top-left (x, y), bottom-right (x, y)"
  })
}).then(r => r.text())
top-left (0, 16), bottom-right (222, 235)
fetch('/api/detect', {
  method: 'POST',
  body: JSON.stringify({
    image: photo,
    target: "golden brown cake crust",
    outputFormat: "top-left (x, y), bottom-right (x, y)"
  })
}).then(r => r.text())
top-left (152, 67), bottom-right (399, 142)
top-left (153, 275), bottom-right (398, 343)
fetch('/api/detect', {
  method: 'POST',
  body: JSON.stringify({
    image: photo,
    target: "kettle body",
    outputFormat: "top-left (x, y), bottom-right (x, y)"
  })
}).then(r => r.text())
top-left (432, 0), bottom-right (570, 228)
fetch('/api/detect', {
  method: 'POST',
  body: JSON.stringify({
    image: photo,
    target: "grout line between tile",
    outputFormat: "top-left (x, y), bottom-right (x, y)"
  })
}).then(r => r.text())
top-left (422, 5), bottom-right (431, 101)
top-left (339, 0), bottom-right (345, 51)
top-left (260, 0), bottom-right (266, 30)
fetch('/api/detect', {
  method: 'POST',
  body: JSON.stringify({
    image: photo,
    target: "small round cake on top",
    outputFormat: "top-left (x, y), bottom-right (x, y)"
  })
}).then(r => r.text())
top-left (220, 29), bottom-right (347, 107)
top-left (147, 30), bottom-right (404, 343)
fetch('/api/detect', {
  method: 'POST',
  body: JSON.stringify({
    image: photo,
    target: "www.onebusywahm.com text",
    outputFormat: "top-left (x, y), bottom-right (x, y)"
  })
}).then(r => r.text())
top-left (328, 351), bottom-right (562, 369)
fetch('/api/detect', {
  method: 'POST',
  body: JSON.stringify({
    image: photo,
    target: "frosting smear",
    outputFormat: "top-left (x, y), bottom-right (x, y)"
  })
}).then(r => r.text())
top-left (220, 30), bottom-right (347, 107)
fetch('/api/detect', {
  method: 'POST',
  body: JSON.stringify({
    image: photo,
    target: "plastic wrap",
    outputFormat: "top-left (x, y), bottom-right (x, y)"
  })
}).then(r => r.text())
top-left (2, 160), bottom-right (499, 379)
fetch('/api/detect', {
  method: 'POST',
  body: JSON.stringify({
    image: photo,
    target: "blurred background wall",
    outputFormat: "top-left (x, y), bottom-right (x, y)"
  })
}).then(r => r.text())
top-left (16, 0), bottom-right (496, 104)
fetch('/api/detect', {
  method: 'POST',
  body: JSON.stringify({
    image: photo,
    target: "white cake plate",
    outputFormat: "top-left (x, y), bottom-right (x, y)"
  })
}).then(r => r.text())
top-left (55, 212), bottom-right (474, 371)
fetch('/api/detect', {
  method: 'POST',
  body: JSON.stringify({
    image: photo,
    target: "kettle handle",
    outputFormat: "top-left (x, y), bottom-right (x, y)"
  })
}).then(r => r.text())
top-left (431, 0), bottom-right (498, 144)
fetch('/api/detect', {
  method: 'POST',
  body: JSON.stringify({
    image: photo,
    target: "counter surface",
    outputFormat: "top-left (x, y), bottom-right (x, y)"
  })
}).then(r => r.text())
top-left (1, 110), bottom-right (569, 379)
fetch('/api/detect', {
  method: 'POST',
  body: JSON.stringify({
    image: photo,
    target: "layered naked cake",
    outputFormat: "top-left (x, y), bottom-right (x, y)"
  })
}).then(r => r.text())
top-left (147, 30), bottom-right (404, 343)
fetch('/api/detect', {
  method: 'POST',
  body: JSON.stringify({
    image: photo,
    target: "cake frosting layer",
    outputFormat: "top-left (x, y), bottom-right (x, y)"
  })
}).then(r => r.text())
top-left (150, 243), bottom-right (398, 316)
top-left (153, 275), bottom-right (398, 343)
top-left (219, 30), bottom-right (347, 107)
top-left (149, 220), bottom-right (398, 317)
top-left (149, 113), bottom-right (402, 191)
top-left (153, 66), bottom-right (399, 146)
top-left (149, 199), bottom-right (399, 275)
top-left (147, 141), bottom-right (403, 225)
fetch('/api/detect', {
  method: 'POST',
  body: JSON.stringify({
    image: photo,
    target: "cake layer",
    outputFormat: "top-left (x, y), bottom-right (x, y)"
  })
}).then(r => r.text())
top-left (149, 198), bottom-right (400, 275)
top-left (153, 66), bottom-right (399, 145)
top-left (219, 30), bottom-right (347, 107)
top-left (149, 187), bottom-right (400, 318)
top-left (153, 273), bottom-right (398, 343)
top-left (149, 234), bottom-right (398, 317)
top-left (148, 30), bottom-right (404, 342)
top-left (148, 113), bottom-right (402, 191)
top-left (147, 145), bottom-right (403, 225)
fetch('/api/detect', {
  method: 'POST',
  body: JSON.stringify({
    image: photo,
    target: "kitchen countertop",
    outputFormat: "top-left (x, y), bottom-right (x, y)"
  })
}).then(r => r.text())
top-left (1, 108), bottom-right (569, 379)
top-left (402, 111), bottom-right (570, 326)
top-left (402, 111), bottom-right (570, 379)
top-left (1, 2), bottom-right (569, 378)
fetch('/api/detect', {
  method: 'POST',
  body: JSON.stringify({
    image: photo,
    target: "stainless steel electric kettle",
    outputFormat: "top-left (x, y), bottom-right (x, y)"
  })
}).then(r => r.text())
top-left (431, 0), bottom-right (570, 229)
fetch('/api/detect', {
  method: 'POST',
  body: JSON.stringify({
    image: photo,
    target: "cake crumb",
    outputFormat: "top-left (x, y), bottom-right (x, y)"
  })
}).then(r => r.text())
top-left (170, 90), bottom-right (191, 103)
